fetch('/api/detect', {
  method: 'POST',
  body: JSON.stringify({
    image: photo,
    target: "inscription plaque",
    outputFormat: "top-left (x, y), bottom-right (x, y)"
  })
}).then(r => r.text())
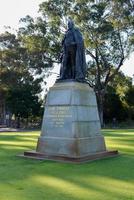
top-left (45, 106), bottom-right (72, 128)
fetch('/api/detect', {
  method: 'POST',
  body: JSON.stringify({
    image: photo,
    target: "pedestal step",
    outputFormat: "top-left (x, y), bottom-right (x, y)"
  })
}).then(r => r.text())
top-left (20, 150), bottom-right (119, 163)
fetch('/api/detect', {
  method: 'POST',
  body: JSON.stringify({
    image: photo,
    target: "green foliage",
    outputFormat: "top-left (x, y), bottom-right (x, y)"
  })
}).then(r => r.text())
top-left (18, 0), bottom-right (134, 89)
top-left (6, 79), bottom-right (42, 119)
top-left (18, 14), bottom-right (61, 75)
top-left (20, 0), bottom-right (133, 126)
top-left (104, 86), bottom-right (127, 122)
top-left (104, 71), bottom-right (134, 123)
top-left (124, 86), bottom-right (134, 119)
top-left (125, 86), bottom-right (134, 107)
top-left (17, 0), bottom-right (134, 82)
top-left (110, 71), bottom-right (132, 101)
top-left (0, 32), bottom-right (43, 123)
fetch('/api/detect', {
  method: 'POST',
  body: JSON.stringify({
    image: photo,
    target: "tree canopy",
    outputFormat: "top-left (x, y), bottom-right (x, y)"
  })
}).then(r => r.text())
top-left (0, 0), bottom-right (134, 126)
top-left (18, 0), bottom-right (134, 125)
top-left (0, 32), bottom-right (42, 127)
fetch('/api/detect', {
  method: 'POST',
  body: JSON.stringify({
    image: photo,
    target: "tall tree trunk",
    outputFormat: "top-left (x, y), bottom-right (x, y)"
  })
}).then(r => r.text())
top-left (96, 90), bottom-right (105, 127)
top-left (3, 99), bottom-right (6, 125)
top-left (16, 115), bottom-right (20, 129)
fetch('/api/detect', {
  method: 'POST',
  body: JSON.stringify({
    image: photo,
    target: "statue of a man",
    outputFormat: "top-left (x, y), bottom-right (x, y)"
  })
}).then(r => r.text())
top-left (59, 19), bottom-right (87, 81)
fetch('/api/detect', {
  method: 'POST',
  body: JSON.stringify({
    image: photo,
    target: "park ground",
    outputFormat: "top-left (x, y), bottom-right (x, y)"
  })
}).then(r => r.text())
top-left (0, 129), bottom-right (134, 200)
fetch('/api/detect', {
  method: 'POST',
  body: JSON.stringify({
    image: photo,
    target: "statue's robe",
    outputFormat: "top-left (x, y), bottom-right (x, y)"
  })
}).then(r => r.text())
top-left (60, 27), bottom-right (87, 81)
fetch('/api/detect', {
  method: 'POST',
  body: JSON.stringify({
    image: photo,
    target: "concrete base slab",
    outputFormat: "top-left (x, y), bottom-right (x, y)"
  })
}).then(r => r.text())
top-left (20, 150), bottom-right (119, 163)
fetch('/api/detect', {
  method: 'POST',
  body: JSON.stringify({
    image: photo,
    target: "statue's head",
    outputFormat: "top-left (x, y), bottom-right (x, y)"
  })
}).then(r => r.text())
top-left (67, 18), bottom-right (74, 29)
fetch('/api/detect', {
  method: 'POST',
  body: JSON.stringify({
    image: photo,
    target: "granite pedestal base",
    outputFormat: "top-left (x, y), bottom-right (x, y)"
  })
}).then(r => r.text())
top-left (23, 81), bottom-right (118, 163)
top-left (22, 150), bottom-right (118, 163)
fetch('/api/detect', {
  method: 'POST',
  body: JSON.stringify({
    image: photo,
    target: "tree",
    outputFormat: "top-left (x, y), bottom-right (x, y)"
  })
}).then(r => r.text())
top-left (19, 0), bottom-right (134, 126)
top-left (124, 86), bottom-right (134, 120)
top-left (103, 71), bottom-right (134, 123)
top-left (0, 32), bottom-right (42, 127)
top-left (74, 0), bottom-right (134, 125)
top-left (6, 78), bottom-right (42, 128)
top-left (103, 85), bottom-right (127, 123)
top-left (18, 15), bottom-right (61, 77)
top-left (0, 86), bottom-right (7, 124)
top-left (111, 0), bottom-right (134, 44)
top-left (110, 71), bottom-right (132, 101)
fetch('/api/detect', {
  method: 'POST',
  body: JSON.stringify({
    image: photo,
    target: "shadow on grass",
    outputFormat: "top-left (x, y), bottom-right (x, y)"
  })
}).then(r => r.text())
top-left (0, 130), bottom-right (134, 200)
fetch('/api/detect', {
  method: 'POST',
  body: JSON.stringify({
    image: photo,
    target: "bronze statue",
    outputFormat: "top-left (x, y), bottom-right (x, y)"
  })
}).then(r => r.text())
top-left (59, 19), bottom-right (87, 81)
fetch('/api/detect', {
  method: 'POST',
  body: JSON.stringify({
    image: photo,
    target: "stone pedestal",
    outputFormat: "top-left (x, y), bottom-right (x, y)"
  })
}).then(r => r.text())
top-left (23, 81), bottom-right (118, 163)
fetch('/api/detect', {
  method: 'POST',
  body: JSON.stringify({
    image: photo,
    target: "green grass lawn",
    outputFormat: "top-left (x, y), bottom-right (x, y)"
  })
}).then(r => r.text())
top-left (0, 129), bottom-right (134, 200)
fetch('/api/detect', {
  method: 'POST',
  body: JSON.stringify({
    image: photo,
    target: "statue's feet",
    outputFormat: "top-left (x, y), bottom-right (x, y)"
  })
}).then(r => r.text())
top-left (75, 78), bottom-right (85, 82)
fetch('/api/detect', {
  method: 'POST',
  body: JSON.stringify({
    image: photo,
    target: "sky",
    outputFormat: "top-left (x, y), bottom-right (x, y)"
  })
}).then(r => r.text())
top-left (121, 52), bottom-right (134, 78)
top-left (0, 0), bottom-right (43, 32)
top-left (0, 0), bottom-right (134, 81)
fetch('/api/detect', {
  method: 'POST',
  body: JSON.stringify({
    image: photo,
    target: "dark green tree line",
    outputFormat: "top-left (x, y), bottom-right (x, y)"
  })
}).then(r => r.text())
top-left (103, 71), bottom-right (133, 124)
top-left (0, 32), bottom-right (42, 127)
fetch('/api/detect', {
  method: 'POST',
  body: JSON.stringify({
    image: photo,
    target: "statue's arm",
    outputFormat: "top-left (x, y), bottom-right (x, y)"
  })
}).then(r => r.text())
top-left (61, 35), bottom-right (66, 45)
